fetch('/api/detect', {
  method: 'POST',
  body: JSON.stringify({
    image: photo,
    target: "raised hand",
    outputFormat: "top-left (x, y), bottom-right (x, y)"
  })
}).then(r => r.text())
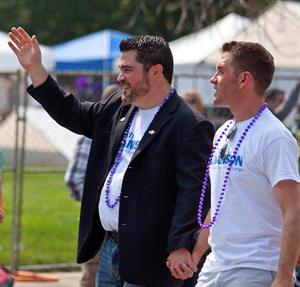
top-left (8, 27), bottom-right (48, 87)
top-left (8, 27), bottom-right (41, 72)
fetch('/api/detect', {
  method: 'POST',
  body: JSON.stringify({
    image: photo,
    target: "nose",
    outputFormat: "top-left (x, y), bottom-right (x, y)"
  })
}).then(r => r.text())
top-left (210, 73), bottom-right (217, 84)
top-left (117, 71), bottom-right (125, 85)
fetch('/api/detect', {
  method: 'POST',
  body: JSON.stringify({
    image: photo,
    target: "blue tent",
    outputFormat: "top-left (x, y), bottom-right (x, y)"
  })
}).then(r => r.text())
top-left (53, 29), bottom-right (132, 71)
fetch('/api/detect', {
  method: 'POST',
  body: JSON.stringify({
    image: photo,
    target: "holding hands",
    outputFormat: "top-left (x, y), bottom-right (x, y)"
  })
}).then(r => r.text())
top-left (167, 226), bottom-right (210, 280)
top-left (166, 247), bottom-right (197, 280)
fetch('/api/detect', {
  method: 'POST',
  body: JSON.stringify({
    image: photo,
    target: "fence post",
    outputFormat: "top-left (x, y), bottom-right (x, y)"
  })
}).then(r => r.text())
top-left (11, 70), bottom-right (27, 272)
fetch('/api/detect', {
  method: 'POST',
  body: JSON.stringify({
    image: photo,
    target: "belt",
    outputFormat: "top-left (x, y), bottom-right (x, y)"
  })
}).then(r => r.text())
top-left (107, 231), bottom-right (119, 243)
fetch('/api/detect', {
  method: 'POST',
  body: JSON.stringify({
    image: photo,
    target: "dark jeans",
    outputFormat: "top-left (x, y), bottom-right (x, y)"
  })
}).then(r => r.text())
top-left (96, 235), bottom-right (145, 287)
top-left (96, 233), bottom-right (205, 287)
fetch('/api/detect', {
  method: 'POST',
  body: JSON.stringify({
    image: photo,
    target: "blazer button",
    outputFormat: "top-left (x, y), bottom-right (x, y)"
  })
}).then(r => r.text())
top-left (121, 223), bottom-right (127, 227)
top-left (123, 195), bottom-right (129, 199)
top-left (128, 166), bottom-right (133, 170)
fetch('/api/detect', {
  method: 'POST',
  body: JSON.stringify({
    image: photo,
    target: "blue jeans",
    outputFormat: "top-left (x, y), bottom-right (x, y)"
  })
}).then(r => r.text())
top-left (96, 234), bottom-right (145, 287)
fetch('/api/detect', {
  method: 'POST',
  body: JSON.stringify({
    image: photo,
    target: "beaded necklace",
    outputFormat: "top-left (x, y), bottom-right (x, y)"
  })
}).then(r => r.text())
top-left (198, 103), bottom-right (268, 228)
top-left (104, 88), bottom-right (174, 208)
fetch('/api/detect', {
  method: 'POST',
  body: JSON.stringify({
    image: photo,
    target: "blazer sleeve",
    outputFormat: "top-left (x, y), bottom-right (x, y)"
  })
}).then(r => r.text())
top-left (167, 119), bottom-right (214, 253)
top-left (27, 75), bottom-right (107, 138)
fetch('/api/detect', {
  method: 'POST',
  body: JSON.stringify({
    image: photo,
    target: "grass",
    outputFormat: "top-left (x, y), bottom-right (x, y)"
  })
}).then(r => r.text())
top-left (0, 171), bottom-right (80, 266)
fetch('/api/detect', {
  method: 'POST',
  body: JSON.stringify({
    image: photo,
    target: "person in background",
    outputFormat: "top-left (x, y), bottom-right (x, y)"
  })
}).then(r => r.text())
top-left (65, 84), bottom-right (120, 287)
top-left (0, 148), bottom-right (4, 223)
top-left (182, 90), bottom-right (205, 114)
top-left (182, 90), bottom-right (233, 130)
top-left (9, 27), bottom-right (214, 287)
top-left (265, 79), bottom-right (300, 122)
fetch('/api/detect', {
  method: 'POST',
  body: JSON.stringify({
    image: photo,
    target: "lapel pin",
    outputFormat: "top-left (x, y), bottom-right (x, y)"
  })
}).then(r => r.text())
top-left (148, 130), bottom-right (156, 135)
top-left (120, 117), bottom-right (126, 122)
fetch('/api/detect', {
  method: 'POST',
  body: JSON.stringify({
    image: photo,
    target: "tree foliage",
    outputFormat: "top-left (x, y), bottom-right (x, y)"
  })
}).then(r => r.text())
top-left (0, 0), bottom-right (275, 45)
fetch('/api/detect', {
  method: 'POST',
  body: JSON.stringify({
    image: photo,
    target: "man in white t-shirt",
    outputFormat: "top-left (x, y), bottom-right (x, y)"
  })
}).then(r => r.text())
top-left (172, 41), bottom-right (300, 286)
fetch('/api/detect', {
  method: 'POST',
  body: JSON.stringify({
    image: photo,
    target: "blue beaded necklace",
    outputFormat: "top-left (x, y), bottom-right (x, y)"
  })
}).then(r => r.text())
top-left (105, 88), bottom-right (174, 208)
top-left (198, 103), bottom-right (268, 228)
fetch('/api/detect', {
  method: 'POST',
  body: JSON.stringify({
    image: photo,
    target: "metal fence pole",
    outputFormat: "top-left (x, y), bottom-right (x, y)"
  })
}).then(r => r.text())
top-left (11, 70), bottom-right (26, 272)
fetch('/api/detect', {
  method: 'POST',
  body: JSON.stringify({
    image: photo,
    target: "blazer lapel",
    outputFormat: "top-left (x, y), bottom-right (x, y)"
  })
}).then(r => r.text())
top-left (130, 91), bottom-right (180, 163)
top-left (109, 105), bottom-right (136, 167)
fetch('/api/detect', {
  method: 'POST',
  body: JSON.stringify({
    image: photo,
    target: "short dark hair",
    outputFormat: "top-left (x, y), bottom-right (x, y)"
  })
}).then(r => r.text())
top-left (222, 41), bottom-right (275, 95)
top-left (119, 35), bottom-right (173, 84)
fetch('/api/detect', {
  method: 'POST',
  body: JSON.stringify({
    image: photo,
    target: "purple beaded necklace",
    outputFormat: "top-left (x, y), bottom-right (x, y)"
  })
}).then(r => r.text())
top-left (198, 103), bottom-right (268, 229)
top-left (104, 88), bottom-right (174, 208)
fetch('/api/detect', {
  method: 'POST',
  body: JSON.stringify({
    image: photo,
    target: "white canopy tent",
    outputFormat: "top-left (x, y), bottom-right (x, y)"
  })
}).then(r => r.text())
top-left (0, 108), bottom-right (71, 167)
top-left (204, 1), bottom-right (300, 69)
top-left (0, 105), bottom-right (82, 167)
top-left (170, 13), bottom-right (250, 66)
top-left (169, 13), bottom-right (250, 105)
top-left (26, 106), bottom-right (81, 161)
top-left (170, 1), bottom-right (300, 69)
top-left (280, 0), bottom-right (300, 17)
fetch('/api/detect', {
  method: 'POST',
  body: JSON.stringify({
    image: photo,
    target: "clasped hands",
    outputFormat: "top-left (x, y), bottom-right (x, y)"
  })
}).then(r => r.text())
top-left (166, 247), bottom-right (199, 280)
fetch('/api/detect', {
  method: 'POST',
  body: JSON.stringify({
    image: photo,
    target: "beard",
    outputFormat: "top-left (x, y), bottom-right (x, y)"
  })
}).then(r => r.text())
top-left (121, 86), bottom-right (136, 104)
top-left (121, 77), bottom-right (150, 105)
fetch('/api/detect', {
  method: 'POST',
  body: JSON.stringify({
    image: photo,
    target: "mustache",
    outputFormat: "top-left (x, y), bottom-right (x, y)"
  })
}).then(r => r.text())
top-left (121, 88), bottom-right (135, 104)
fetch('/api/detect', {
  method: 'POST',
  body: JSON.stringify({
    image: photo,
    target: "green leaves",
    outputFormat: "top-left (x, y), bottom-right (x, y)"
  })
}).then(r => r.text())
top-left (0, 0), bottom-right (273, 45)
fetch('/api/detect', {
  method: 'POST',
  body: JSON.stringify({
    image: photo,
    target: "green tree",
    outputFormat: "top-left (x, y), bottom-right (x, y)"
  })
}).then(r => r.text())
top-left (0, 0), bottom-right (274, 45)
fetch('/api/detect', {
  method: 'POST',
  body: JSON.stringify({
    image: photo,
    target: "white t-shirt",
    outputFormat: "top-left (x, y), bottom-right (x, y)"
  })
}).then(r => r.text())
top-left (202, 108), bottom-right (300, 273)
top-left (98, 106), bottom-right (159, 231)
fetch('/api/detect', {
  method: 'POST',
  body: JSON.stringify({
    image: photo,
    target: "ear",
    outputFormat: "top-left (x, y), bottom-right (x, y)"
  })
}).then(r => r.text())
top-left (239, 71), bottom-right (252, 88)
top-left (151, 64), bottom-right (163, 79)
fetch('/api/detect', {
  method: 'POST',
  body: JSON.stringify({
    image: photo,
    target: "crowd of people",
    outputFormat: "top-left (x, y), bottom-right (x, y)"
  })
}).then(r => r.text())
top-left (1, 26), bottom-right (299, 287)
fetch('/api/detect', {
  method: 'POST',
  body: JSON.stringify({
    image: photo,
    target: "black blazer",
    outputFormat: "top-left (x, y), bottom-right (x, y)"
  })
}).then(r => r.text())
top-left (28, 76), bottom-right (214, 286)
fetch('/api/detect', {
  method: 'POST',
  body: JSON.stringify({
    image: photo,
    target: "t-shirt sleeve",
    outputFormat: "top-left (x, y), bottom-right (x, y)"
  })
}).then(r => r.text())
top-left (262, 136), bottom-right (300, 188)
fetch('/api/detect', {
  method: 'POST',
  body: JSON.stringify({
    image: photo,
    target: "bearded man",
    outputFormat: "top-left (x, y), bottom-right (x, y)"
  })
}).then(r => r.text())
top-left (9, 27), bottom-right (214, 287)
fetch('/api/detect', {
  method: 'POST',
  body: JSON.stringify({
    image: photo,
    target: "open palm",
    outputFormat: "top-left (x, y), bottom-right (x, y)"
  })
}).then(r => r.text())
top-left (8, 27), bottom-right (41, 72)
